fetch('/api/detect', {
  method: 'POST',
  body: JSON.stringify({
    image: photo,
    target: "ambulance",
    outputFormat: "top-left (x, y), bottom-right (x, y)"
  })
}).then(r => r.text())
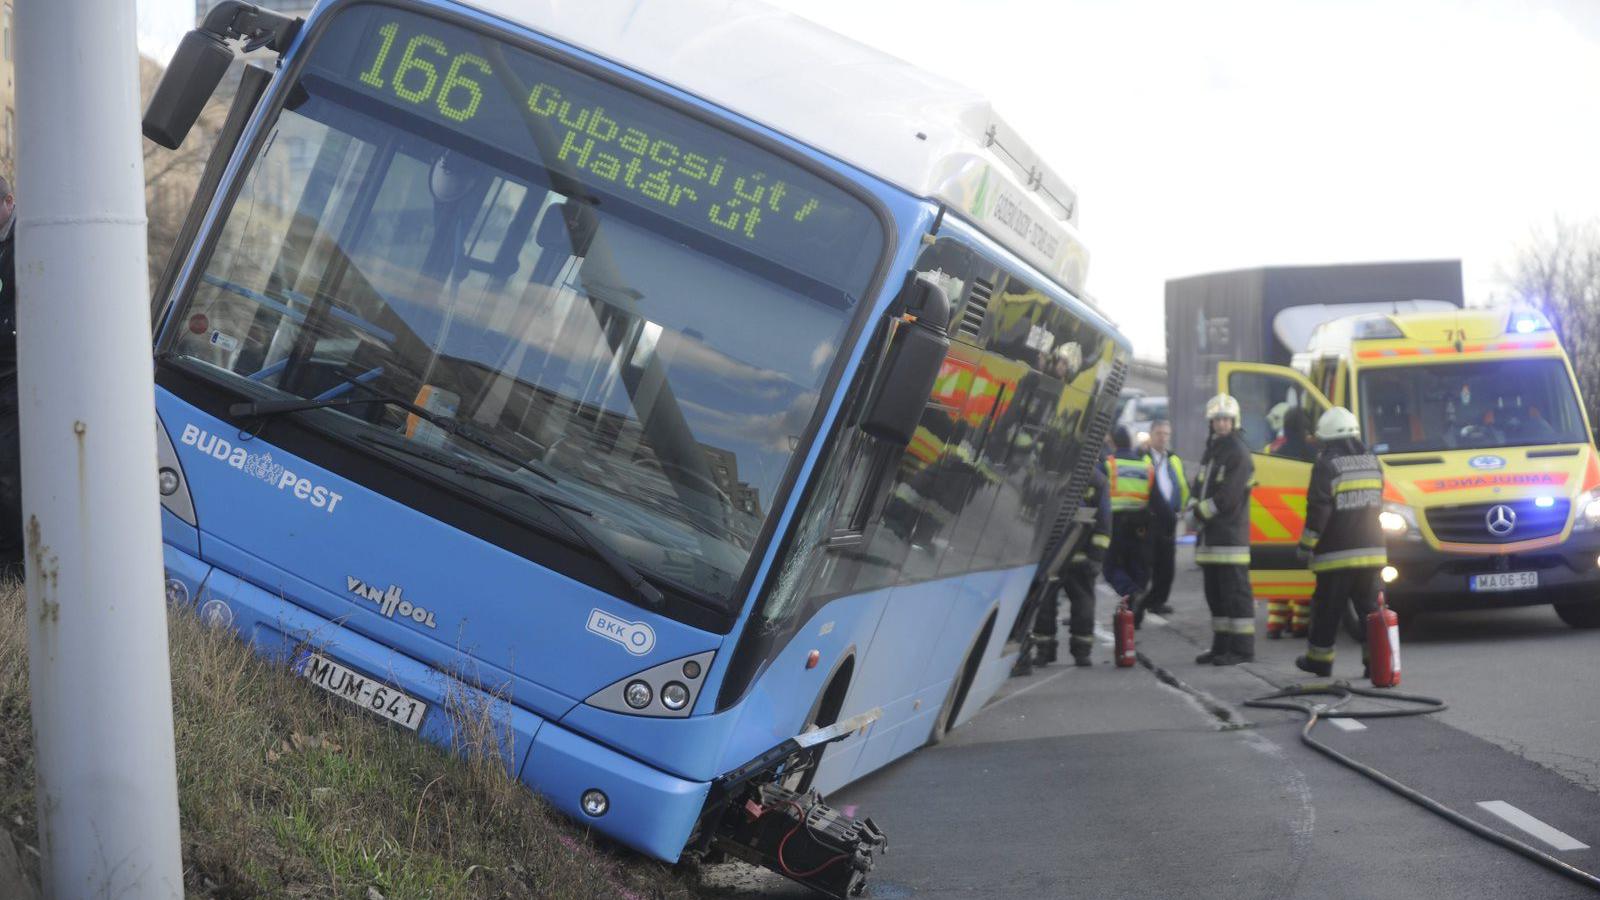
top-left (1217, 307), bottom-right (1600, 628)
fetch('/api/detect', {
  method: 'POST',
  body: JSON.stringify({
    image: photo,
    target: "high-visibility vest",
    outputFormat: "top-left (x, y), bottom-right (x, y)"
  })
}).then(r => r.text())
top-left (1144, 451), bottom-right (1190, 511)
top-left (1107, 455), bottom-right (1152, 512)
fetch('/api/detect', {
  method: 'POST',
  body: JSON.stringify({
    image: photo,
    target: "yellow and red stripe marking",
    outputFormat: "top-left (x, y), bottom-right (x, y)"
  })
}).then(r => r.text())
top-left (1356, 339), bottom-right (1557, 359)
top-left (1249, 486), bottom-right (1308, 542)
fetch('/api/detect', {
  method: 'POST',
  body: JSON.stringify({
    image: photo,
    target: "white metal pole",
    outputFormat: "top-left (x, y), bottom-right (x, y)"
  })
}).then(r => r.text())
top-left (16, 0), bottom-right (184, 896)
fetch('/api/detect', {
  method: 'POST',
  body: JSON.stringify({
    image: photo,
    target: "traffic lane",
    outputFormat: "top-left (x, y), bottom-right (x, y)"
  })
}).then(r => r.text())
top-left (1159, 545), bottom-right (1600, 795)
top-left (704, 616), bottom-right (1595, 899)
top-left (700, 650), bottom-right (1229, 898)
top-left (1398, 606), bottom-right (1600, 794)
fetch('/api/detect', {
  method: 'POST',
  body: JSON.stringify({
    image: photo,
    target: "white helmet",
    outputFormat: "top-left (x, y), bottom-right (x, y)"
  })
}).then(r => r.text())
top-left (1316, 406), bottom-right (1360, 441)
top-left (1266, 401), bottom-right (1290, 431)
top-left (1205, 393), bottom-right (1241, 422)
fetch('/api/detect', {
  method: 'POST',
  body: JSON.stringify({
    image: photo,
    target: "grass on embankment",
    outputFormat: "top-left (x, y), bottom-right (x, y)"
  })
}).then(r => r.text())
top-left (0, 580), bottom-right (698, 899)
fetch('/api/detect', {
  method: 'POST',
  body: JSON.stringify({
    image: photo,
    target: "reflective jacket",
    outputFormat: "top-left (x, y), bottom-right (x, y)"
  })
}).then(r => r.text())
top-left (1193, 431), bottom-right (1253, 565)
top-left (1143, 449), bottom-right (1189, 524)
top-left (1299, 438), bottom-right (1387, 572)
top-left (1070, 464), bottom-right (1112, 566)
top-left (1107, 450), bottom-right (1152, 514)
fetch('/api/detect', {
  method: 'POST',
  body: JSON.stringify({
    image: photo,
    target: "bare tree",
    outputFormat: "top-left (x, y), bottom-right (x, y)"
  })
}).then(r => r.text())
top-left (1506, 218), bottom-right (1600, 421)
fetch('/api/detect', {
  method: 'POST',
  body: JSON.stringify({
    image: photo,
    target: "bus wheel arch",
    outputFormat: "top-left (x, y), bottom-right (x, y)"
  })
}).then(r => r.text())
top-left (928, 607), bottom-right (998, 746)
top-left (785, 649), bottom-right (856, 792)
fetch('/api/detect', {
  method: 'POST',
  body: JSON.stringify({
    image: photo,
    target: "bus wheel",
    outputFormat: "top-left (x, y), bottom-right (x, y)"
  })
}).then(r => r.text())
top-left (928, 614), bottom-right (995, 747)
top-left (1554, 601), bottom-right (1600, 629)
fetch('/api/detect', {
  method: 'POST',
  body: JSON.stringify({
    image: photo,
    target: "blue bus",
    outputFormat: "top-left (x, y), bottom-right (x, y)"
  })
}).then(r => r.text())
top-left (143, 0), bottom-right (1130, 892)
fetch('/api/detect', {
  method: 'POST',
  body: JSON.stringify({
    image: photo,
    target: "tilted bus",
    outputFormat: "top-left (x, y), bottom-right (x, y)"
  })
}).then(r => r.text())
top-left (1219, 307), bottom-right (1600, 630)
top-left (142, 0), bottom-right (1131, 889)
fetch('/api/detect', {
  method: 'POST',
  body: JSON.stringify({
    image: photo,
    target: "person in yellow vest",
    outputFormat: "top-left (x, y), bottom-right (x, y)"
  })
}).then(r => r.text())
top-left (1140, 418), bottom-right (1187, 617)
top-left (1105, 425), bottom-right (1153, 615)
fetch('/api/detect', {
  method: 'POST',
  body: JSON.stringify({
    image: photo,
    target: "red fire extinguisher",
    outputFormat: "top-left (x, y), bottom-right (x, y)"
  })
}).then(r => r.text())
top-left (1367, 590), bottom-right (1401, 688)
top-left (1114, 598), bottom-right (1136, 668)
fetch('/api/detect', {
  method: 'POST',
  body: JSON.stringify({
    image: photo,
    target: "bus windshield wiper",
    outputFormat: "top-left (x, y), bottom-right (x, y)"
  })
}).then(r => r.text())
top-left (346, 428), bottom-right (665, 611)
top-left (229, 379), bottom-right (558, 486)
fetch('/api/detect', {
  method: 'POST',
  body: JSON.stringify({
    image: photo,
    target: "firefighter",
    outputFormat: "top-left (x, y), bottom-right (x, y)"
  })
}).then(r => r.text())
top-left (1190, 394), bottom-right (1256, 665)
top-left (1105, 425), bottom-right (1153, 620)
top-left (1294, 407), bottom-right (1387, 677)
top-left (1033, 463), bottom-right (1112, 666)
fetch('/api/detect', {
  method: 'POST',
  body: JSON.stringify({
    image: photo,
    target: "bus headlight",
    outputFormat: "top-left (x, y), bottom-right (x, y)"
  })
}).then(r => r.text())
top-left (1572, 489), bottom-right (1600, 531)
top-left (585, 651), bottom-right (715, 718)
top-left (1380, 502), bottom-right (1420, 540)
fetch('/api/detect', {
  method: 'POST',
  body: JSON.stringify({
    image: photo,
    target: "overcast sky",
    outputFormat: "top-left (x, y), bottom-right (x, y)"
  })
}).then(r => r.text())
top-left (136, 0), bottom-right (1600, 360)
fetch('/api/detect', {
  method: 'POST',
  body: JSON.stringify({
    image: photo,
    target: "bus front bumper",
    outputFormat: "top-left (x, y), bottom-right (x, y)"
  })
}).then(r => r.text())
top-left (162, 543), bottom-right (711, 863)
top-left (1383, 531), bottom-right (1600, 612)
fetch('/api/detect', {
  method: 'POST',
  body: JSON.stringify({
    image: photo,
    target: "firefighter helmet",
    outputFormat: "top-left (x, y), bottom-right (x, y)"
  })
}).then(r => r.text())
top-left (1205, 393), bottom-right (1241, 422)
top-left (1316, 406), bottom-right (1361, 441)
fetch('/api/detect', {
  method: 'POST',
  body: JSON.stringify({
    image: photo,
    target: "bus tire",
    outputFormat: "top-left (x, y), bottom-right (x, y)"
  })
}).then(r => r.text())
top-left (928, 612), bottom-right (995, 747)
top-left (1554, 601), bottom-right (1600, 629)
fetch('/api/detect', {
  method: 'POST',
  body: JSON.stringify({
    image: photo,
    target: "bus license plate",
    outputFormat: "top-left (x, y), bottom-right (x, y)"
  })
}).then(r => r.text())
top-left (1469, 572), bottom-right (1538, 592)
top-left (300, 653), bottom-right (427, 731)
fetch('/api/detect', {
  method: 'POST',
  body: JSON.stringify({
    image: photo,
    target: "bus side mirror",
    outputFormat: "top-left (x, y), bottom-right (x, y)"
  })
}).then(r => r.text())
top-left (143, 30), bottom-right (234, 149)
top-left (143, 2), bottom-right (303, 150)
top-left (860, 277), bottom-right (951, 446)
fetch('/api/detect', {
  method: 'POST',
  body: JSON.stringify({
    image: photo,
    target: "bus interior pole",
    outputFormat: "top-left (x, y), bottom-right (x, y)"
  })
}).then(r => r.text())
top-left (16, 0), bottom-right (184, 896)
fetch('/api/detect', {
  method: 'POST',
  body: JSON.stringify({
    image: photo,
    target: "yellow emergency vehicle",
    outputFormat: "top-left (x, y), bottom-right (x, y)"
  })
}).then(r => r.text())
top-left (1217, 307), bottom-right (1600, 629)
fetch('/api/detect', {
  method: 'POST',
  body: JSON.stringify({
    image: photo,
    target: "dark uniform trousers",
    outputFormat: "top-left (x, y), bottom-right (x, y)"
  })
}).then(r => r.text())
top-left (1104, 512), bottom-right (1150, 599)
top-left (1201, 562), bottom-right (1253, 629)
top-left (1308, 567), bottom-right (1380, 661)
top-left (1145, 517), bottom-right (1176, 608)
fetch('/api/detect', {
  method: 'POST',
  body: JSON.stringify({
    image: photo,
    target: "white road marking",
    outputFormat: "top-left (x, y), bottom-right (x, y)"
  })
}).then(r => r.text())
top-left (1327, 718), bottom-right (1367, 732)
top-left (1475, 801), bottom-right (1590, 851)
top-left (1144, 612), bottom-right (1168, 626)
top-left (1093, 625), bottom-right (1116, 647)
top-left (986, 669), bottom-right (1071, 711)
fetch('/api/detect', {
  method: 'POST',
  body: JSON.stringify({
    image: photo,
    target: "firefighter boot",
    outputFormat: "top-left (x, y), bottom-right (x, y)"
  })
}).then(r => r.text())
top-left (1213, 630), bottom-right (1255, 666)
top-left (1295, 650), bottom-right (1333, 678)
top-left (1033, 637), bottom-right (1058, 666)
top-left (1195, 628), bottom-right (1227, 664)
top-left (1069, 634), bottom-right (1094, 667)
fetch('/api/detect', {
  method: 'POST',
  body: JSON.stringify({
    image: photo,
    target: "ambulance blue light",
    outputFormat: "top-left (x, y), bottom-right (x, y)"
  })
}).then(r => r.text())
top-left (1535, 496), bottom-right (1555, 508)
top-left (1514, 318), bottom-right (1538, 334)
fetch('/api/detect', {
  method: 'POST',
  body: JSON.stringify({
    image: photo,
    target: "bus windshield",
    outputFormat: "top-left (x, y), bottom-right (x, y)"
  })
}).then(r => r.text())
top-left (1358, 358), bottom-right (1588, 454)
top-left (162, 4), bottom-right (886, 609)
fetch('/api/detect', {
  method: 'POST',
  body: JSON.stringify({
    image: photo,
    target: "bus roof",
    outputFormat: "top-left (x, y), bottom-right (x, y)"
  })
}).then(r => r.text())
top-left (457, 0), bottom-right (1092, 294)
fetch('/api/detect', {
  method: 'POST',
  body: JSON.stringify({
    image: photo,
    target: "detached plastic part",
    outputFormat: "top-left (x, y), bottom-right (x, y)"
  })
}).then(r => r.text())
top-left (692, 709), bottom-right (887, 898)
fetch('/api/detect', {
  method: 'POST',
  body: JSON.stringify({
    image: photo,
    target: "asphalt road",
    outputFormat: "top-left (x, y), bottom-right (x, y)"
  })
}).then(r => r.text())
top-left (705, 544), bottom-right (1600, 898)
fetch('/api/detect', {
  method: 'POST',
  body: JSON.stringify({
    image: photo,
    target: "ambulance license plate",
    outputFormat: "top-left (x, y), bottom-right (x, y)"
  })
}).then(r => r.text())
top-left (300, 653), bottom-right (427, 730)
top-left (1469, 572), bottom-right (1538, 592)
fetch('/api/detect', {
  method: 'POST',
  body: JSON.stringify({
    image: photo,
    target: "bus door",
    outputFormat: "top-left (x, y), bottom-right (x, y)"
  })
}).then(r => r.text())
top-left (1216, 362), bottom-right (1331, 611)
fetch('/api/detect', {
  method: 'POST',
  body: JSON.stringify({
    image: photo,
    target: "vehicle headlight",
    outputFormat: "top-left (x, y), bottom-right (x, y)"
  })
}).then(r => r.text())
top-left (1571, 489), bottom-right (1600, 531)
top-left (1380, 502), bottom-right (1420, 540)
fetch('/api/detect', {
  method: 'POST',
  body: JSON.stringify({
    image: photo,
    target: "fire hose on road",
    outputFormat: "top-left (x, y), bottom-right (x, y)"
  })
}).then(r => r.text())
top-left (1244, 681), bottom-right (1600, 893)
